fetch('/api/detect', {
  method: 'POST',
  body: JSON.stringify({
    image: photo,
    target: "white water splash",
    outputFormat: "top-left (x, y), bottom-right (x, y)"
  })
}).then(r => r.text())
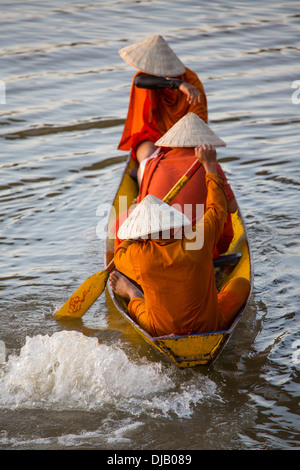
top-left (0, 331), bottom-right (218, 418)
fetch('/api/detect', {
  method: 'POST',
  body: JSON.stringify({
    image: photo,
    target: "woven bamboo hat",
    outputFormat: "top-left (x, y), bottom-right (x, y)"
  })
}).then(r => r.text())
top-left (155, 113), bottom-right (226, 148)
top-left (117, 195), bottom-right (190, 240)
top-left (119, 35), bottom-right (185, 77)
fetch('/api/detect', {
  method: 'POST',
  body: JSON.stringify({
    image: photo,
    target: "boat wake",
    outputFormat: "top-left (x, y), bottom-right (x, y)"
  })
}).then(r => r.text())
top-left (0, 331), bottom-right (219, 419)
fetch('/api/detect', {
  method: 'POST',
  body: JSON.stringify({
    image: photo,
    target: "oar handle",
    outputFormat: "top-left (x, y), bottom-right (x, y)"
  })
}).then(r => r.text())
top-left (163, 159), bottom-right (201, 205)
top-left (105, 258), bottom-right (115, 273)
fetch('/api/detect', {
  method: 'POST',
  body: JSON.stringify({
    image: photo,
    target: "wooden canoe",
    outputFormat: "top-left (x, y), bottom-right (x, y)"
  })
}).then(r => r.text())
top-left (105, 155), bottom-right (253, 368)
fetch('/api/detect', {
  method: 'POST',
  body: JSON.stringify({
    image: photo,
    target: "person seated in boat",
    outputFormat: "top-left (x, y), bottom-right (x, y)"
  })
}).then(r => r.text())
top-left (118, 34), bottom-right (208, 185)
top-left (109, 143), bottom-right (250, 337)
top-left (114, 113), bottom-right (238, 259)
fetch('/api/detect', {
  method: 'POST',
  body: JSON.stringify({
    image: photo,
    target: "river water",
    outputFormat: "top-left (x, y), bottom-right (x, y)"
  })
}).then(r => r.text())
top-left (0, 0), bottom-right (299, 451)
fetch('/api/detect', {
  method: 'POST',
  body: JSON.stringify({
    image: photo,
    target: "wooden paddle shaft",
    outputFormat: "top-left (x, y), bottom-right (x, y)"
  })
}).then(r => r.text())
top-left (163, 159), bottom-right (201, 205)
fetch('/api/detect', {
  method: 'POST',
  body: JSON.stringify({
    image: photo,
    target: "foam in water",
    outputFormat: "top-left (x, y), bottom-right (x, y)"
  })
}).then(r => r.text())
top-left (0, 331), bottom-right (173, 408)
top-left (0, 340), bottom-right (6, 364)
top-left (0, 331), bottom-right (218, 418)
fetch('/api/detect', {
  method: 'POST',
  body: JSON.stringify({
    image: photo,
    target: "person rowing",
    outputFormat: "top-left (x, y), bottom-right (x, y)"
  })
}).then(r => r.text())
top-left (114, 113), bottom-right (238, 259)
top-left (118, 34), bottom-right (208, 185)
top-left (109, 117), bottom-right (250, 337)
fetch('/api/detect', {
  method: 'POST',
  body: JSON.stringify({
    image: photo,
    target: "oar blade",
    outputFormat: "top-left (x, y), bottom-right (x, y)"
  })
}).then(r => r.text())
top-left (54, 270), bottom-right (109, 319)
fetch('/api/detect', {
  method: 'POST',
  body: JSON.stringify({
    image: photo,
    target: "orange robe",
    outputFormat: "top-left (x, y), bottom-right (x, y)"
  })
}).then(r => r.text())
top-left (138, 147), bottom-right (235, 256)
top-left (118, 68), bottom-right (207, 158)
top-left (114, 174), bottom-right (250, 337)
top-left (113, 148), bottom-right (235, 257)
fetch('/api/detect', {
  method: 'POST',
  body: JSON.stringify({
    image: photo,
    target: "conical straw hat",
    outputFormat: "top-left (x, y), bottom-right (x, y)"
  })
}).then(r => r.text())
top-left (155, 113), bottom-right (226, 148)
top-left (119, 35), bottom-right (185, 77)
top-left (117, 195), bottom-right (190, 240)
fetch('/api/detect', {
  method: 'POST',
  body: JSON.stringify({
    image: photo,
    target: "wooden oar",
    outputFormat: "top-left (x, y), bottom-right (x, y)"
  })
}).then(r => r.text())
top-left (54, 158), bottom-right (201, 319)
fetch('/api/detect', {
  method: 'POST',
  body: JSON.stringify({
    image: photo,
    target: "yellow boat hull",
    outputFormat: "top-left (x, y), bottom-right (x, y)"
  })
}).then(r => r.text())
top-left (106, 156), bottom-right (253, 368)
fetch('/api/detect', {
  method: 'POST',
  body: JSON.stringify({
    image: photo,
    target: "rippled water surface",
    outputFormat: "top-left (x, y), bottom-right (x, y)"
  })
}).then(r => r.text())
top-left (0, 0), bottom-right (299, 450)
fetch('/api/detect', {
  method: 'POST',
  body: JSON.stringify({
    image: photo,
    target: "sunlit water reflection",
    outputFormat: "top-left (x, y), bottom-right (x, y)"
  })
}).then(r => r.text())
top-left (0, 0), bottom-right (299, 450)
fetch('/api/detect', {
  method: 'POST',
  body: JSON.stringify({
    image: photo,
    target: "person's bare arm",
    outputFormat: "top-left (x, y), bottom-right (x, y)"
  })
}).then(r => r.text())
top-left (134, 73), bottom-right (201, 105)
top-left (179, 82), bottom-right (201, 105)
top-left (194, 144), bottom-right (218, 173)
top-left (195, 145), bottom-right (238, 213)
